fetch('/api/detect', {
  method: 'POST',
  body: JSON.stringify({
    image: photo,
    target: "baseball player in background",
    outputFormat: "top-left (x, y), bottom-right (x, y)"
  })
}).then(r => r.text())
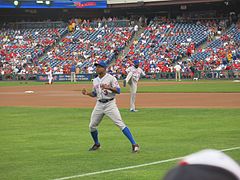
top-left (70, 62), bottom-right (76, 82)
top-left (124, 60), bottom-right (145, 112)
top-left (46, 66), bottom-right (53, 84)
top-left (174, 63), bottom-right (182, 82)
top-left (82, 60), bottom-right (140, 153)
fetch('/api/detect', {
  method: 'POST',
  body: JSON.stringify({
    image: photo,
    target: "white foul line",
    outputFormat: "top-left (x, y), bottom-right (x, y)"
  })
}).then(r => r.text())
top-left (52, 146), bottom-right (240, 180)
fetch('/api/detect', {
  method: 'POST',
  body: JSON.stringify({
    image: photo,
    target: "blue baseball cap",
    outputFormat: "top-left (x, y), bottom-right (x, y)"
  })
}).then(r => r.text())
top-left (94, 60), bottom-right (107, 68)
top-left (134, 60), bottom-right (140, 65)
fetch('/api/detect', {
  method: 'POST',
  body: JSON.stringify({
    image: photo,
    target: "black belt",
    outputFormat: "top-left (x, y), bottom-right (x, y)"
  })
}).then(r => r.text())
top-left (98, 98), bottom-right (114, 103)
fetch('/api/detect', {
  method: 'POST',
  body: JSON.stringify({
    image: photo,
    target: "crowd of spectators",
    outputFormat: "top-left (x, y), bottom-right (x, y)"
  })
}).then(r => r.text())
top-left (40, 17), bottom-right (135, 75)
top-left (109, 17), bottom-right (239, 79)
top-left (0, 14), bottom-right (239, 80)
top-left (0, 27), bottom-right (66, 79)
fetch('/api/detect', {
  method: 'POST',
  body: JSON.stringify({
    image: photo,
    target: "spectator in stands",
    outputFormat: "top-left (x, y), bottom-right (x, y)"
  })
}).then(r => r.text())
top-left (87, 65), bottom-right (94, 74)
top-left (134, 24), bottom-right (139, 34)
top-left (190, 64), bottom-right (197, 79)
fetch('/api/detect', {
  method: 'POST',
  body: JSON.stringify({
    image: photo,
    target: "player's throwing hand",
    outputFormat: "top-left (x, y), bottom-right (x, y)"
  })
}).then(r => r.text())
top-left (82, 88), bottom-right (87, 95)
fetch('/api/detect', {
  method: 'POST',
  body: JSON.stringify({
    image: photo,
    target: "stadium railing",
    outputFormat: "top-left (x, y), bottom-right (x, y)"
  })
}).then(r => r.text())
top-left (0, 70), bottom-right (239, 81)
top-left (7, 21), bottom-right (67, 29)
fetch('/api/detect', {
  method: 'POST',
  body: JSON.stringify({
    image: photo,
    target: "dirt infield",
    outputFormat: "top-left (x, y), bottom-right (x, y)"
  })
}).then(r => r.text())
top-left (0, 83), bottom-right (240, 108)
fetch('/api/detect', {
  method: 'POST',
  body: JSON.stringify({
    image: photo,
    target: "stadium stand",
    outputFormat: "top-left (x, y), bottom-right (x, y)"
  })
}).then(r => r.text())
top-left (0, 0), bottom-right (239, 81)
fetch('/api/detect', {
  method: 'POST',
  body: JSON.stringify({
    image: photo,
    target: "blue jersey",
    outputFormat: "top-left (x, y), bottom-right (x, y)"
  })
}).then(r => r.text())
top-left (71, 65), bottom-right (76, 72)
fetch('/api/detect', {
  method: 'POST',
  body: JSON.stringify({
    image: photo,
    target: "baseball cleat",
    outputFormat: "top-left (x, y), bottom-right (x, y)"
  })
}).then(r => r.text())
top-left (132, 144), bottom-right (140, 153)
top-left (130, 109), bottom-right (139, 112)
top-left (89, 144), bottom-right (101, 151)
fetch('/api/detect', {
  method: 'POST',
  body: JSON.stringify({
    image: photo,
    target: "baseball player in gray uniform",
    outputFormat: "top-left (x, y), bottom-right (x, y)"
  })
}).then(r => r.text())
top-left (82, 60), bottom-right (140, 153)
top-left (124, 60), bottom-right (145, 112)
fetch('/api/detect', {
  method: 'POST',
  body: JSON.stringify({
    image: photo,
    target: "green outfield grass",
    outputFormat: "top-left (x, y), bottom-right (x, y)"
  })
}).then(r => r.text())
top-left (0, 107), bottom-right (239, 180)
top-left (130, 80), bottom-right (240, 93)
top-left (0, 81), bottom-right (92, 86)
top-left (0, 80), bottom-right (240, 93)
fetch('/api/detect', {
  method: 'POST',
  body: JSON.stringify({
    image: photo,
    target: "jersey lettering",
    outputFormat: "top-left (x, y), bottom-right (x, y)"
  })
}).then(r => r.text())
top-left (92, 73), bottom-right (120, 100)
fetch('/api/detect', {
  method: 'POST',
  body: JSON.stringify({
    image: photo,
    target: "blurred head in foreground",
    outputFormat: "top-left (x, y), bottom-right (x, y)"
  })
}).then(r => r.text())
top-left (164, 149), bottom-right (240, 180)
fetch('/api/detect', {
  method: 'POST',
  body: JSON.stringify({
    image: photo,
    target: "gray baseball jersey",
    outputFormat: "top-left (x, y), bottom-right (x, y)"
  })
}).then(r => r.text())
top-left (92, 73), bottom-right (119, 100)
top-left (89, 73), bottom-right (126, 132)
top-left (126, 66), bottom-right (146, 83)
top-left (125, 66), bottom-right (145, 111)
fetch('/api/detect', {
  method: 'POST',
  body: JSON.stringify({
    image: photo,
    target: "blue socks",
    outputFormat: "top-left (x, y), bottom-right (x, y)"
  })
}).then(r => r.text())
top-left (91, 127), bottom-right (136, 145)
top-left (91, 130), bottom-right (99, 145)
top-left (122, 127), bottom-right (136, 145)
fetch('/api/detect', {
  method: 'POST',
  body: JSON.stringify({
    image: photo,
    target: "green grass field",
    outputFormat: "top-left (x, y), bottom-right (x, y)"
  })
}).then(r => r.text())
top-left (0, 81), bottom-right (92, 87)
top-left (137, 81), bottom-right (240, 93)
top-left (0, 108), bottom-right (240, 180)
top-left (0, 80), bottom-right (240, 180)
top-left (1, 80), bottom-right (240, 93)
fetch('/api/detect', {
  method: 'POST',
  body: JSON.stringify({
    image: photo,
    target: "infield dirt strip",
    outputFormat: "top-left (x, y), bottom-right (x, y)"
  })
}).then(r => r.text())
top-left (0, 83), bottom-right (240, 108)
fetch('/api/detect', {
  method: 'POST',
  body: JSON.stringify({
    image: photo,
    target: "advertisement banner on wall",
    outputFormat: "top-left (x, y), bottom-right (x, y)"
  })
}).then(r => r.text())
top-left (0, 0), bottom-right (107, 8)
top-left (36, 74), bottom-right (93, 81)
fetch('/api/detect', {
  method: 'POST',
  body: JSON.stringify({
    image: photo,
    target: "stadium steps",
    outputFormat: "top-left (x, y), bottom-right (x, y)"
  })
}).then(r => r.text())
top-left (113, 26), bottom-right (145, 64)
top-left (38, 27), bottom-right (68, 62)
top-left (189, 23), bottom-right (234, 62)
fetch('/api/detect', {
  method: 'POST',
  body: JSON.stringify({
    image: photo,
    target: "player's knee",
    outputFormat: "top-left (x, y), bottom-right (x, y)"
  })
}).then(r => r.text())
top-left (89, 124), bottom-right (97, 132)
top-left (120, 125), bottom-right (126, 131)
top-left (115, 122), bottom-right (126, 130)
